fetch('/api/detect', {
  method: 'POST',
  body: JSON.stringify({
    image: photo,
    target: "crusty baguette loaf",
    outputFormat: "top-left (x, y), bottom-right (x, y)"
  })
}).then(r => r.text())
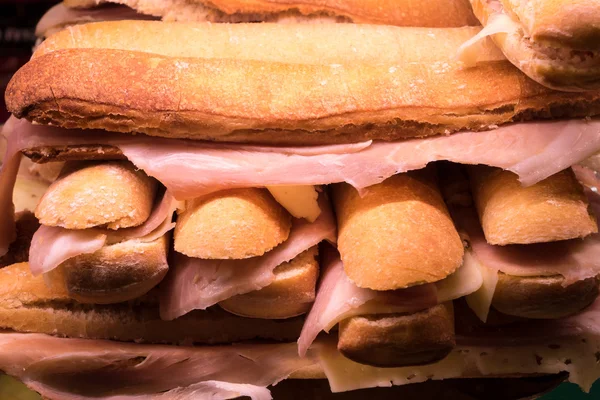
top-left (468, 167), bottom-right (597, 245)
top-left (62, 0), bottom-right (479, 27)
top-left (332, 171), bottom-right (464, 290)
top-left (498, 0), bottom-right (600, 51)
top-left (35, 22), bottom-right (502, 64)
top-left (337, 302), bottom-right (455, 368)
top-left (492, 273), bottom-right (600, 319)
top-left (36, 161), bottom-right (156, 230)
top-left (469, 0), bottom-right (600, 91)
top-left (0, 263), bottom-right (303, 343)
top-left (44, 235), bottom-right (169, 304)
top-left (174, 189), bottom-right (291, 259)
top-left (219, 247), bottom-right (318, 319)
top-left (8, 42), bottom-right (600, 144)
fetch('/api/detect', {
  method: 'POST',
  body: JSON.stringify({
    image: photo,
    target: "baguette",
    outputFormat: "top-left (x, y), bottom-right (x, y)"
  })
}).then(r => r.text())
top-left (44, 235), bottom-right (169, 304)
top-left (62, 0), bottom-right (479, 27)
top-left (9, 34), bottom-right (600, 144)
top-left (0, 263), bottom-right (303, 343)
top-left (332, 171), bottom-right (464, 290)
top-left (174, 188), bottom-right (292, 259)
top-left (337, 302), bottom-right (455, 368)
top-left (219, 247), bottom-right (318, 319)
top-left (468, 167), bottom-right (597, 245)
top-left (468, 0), bottom-right (600, 91)
top-left (492, 273), bottom-right (600, 319)
top-left (36, 161), bottom-right (157, 230)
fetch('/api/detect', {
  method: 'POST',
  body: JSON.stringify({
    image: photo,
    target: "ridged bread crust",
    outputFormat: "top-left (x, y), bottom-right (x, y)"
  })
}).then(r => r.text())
top-left (337, 302), bottom-right (455, 368)
top-left (174, 189), bottom-right (291, 259)
top-left (36, 161), bottom-right (156, 230)
top-left (62, 0), bottom-right (478, 27)
top-left (219, 247), bottom-right (318, 319)
top-left (8, 45), bottom-right (600, 144)
top-left (45, 235), bottom-right (169, 304)
top-left (332, 171), bottom-right (464, 290)
top-left (0, 263), bottom-right (303, 344)
top-left (469, 167), bottom-right (597, 245)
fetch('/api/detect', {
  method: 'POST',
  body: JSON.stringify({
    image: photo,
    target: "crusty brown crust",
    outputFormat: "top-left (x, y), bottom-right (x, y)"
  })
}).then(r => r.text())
top-left (219, 247), bottom-right (318, 319)
top-left (468, 167), bottom-right (598, 245)
top-left (36, 161), bottom-right (157, 230)
top-left (44, 235), bottom-right (169, 304)
top-left (8, 48), bottom-right (600, 145)
top-left (0, 263), bottom-right (303, 343)
top-left (174, 188), bottom-right (291, 259)
top-left (63, 0), bottom-right (478, 27)
top-left (337, 302), bottom-right (455, 368)
top-left (332, 171), bottom-right (464, 290)
top-left (492, 273), bottom-right (600, 319)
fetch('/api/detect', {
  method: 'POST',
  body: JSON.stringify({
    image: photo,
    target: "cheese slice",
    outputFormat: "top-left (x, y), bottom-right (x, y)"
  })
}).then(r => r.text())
top-left (267, 185), bottom-right (321, 222)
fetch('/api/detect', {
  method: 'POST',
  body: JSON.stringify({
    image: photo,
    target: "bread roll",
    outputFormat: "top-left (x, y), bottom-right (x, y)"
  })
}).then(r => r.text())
top-left (332, 171), bottom-right (464, 290)
top-left (0, 263), bottom-right (303, 344)
top-left (469, 0), bottom-right (600, 91)
top-left (492, 273), bottom-right (600, 319)
top-left (8, 46), bottom-right (600, 145)
top-left (44, 235), bottom-right (169, 304)
top-left (62, 0), bottom-right (478, 27)
top-left (468, 166), bottom-right (597, 245)
top-left (337, 302), bottom-right (455, 368)
top-left (219, 247), bottom-right (318, 319)
top-left (174, 188), bottom-right (291, 259)
top-left (36, 161), bottom-right (157, 230)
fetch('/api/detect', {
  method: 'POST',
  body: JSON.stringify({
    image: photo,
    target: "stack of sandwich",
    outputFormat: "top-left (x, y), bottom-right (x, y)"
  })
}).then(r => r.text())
top-left (2, 0), bottom-right (600, 398)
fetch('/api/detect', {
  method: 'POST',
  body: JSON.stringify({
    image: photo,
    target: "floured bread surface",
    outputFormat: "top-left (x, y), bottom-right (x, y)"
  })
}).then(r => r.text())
top-left (332, 172), bottom-right (464, 290)
top-left (174, 188), bottom-right (292, 259)
top-left (219, 247), bottom-right (318, 319)
top-left (36, 161), bottom-right (157, 230)
top-left (469, 167), bottom-right (597, 245)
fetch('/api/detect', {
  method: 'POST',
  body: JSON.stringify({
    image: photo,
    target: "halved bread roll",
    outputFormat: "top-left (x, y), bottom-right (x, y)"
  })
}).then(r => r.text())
top-left (174, 188), bottom-right (292, 259)
top-left (337, 302), bottom-right (455, 368)
top-left (44, 236), bottom-right (169, 304)
top-left (332, 171), bottom-right (464, 290)
top-left (219, 247), bottom-right (318, 319)
top-left (36, 161), bottom-right (157, 230)
top-left (492, 273), bottom-right (600, 319)
top-left (468, 166), bottom-right (597, 245)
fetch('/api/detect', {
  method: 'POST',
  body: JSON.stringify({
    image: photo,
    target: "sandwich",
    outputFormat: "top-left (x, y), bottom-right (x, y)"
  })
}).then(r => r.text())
top-left (2, 20), bottom-right (600, 398)
top-left (463, 0), bottom-right (600, 91)
top-left (35, 0), bottom-right (479, 39)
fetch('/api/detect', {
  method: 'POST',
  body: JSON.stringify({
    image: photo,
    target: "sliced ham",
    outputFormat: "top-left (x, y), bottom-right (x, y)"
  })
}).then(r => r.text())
top-left (454, 206), bottom-right (600, 286)
top-left (159, 195), bottom-right (336, 321)
top-left (298, 246), bottom-right (484, 357)
top-left (4, 117), bottom-right (600, 256)
top-left (28, 191), bottom-right (177, 275)
top-left (0, 333), bottom-right (317, 400)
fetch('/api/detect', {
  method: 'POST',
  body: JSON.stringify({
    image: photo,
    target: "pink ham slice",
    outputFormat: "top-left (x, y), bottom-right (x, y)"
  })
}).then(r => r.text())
top-left (3, 117), bottom-right (600, 256)
top-left (0, 333), bottom-right (317, 400)
top-left (159, 195), bottom-right (336, 321)
top-left (453, 205), bottom-right (600, 286)
top-left (28, 191), bottom-right (177, 275)
top-left (298, 247), bottom-right (439, 357)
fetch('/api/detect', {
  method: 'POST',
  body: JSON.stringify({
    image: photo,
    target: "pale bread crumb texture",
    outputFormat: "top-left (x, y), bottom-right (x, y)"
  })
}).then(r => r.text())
top-left (35, 161), bottom-right (157, 230)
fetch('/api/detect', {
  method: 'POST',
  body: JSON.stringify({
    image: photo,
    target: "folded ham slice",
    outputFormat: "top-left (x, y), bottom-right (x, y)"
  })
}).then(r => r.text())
top-left (0, 333), bottom-right (317, 400)
top-left (159, 195), bottom-right (336, 320)
top-left (3, 117), bottom-right (600, 256)
top-left (28, 191), bottom-right (177, 275)
top-left (298, 247), bottom-right (484, 357)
